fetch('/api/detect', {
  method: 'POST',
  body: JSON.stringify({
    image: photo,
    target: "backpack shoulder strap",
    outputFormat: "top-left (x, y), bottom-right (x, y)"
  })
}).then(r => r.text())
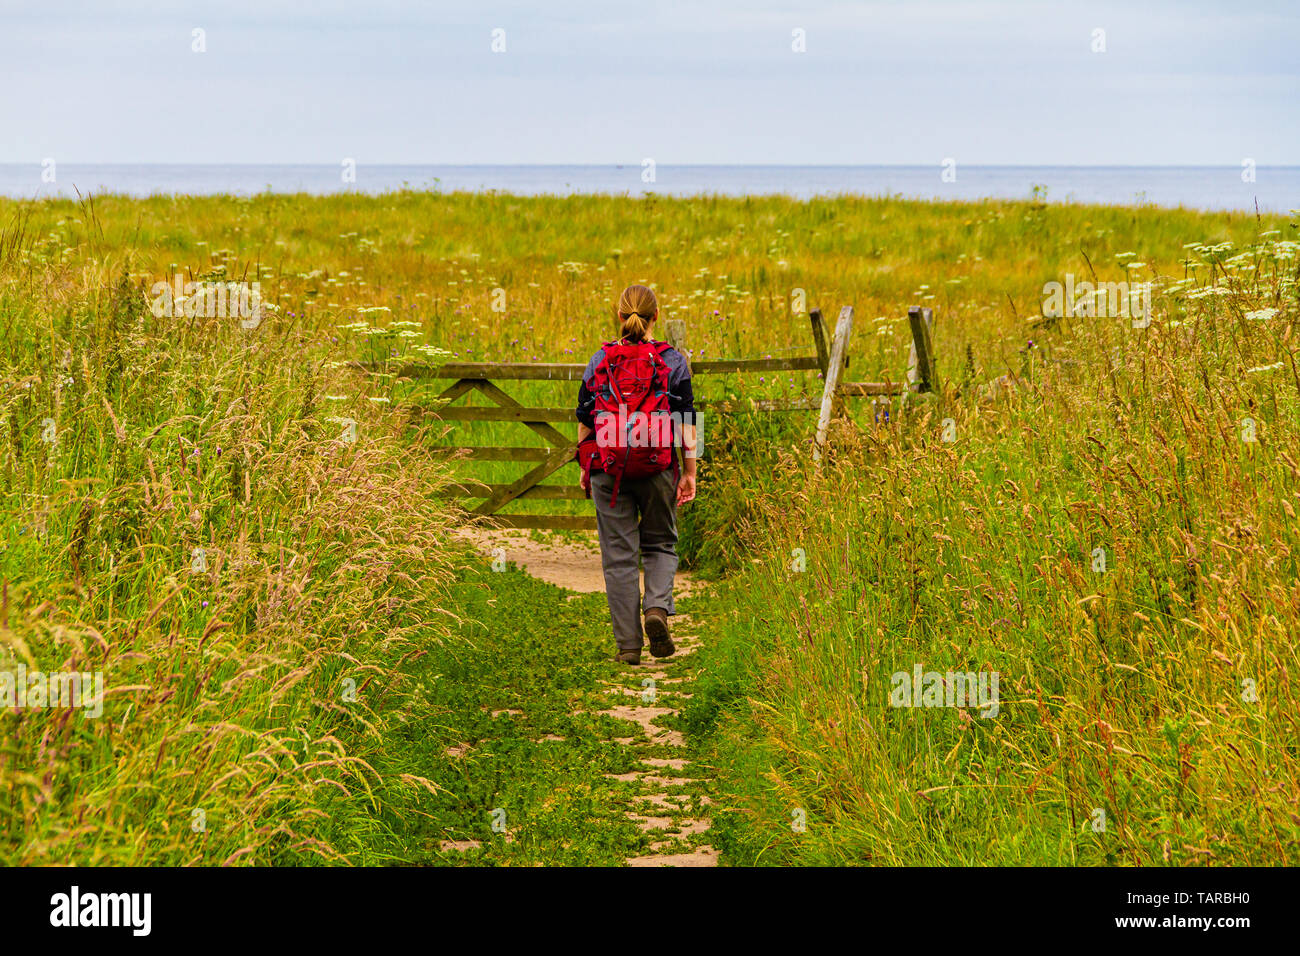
top-left (650, 341), bottom-right (676, 372)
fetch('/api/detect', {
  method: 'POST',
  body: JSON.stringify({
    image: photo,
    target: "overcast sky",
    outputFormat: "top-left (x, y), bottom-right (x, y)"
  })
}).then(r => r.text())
top-left (2, 0), bottom-right (1296, 165)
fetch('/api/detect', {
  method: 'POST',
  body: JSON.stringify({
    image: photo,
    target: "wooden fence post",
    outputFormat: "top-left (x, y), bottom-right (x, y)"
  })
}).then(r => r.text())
top-left (664, 318), bottom-right (687, 367)
top-left (808, 309), bottom-right (830, 377)
top-left (907, 306), bottom-right (937, 393)
top-left (812, 306), bottom-right (853, 466)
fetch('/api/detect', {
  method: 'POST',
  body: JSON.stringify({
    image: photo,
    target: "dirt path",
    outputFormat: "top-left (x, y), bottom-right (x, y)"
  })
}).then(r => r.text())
top-left (456, 527), bottom-right (716, 867)
top-left (454, 528), bottom-right (700, 598)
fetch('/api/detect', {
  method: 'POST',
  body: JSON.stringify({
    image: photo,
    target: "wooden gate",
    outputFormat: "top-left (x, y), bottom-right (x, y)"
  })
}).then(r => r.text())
top-left (375, 309), bottom-right (935, 530)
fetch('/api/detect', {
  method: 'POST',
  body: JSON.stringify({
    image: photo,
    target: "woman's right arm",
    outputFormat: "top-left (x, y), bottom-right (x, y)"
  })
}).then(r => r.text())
top-left (576, 379), bottom-right (595, 493)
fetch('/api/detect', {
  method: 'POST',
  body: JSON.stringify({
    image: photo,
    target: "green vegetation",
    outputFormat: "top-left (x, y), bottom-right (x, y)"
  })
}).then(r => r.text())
top-left (686, 231), bottom-right (1300, 866)
top-left (1, 189), bottom-right (1295, 864)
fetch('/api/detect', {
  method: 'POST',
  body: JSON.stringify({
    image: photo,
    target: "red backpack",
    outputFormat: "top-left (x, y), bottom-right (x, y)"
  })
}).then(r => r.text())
top-left (578, 338), bottom-right (677, 505)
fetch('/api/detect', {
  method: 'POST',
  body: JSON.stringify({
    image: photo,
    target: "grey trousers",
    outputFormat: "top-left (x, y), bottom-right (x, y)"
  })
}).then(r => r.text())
top-left (590, 469), bottom-right (679, 651)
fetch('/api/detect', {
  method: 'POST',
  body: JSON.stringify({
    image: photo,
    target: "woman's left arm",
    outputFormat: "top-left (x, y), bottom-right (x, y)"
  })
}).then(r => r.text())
top-left (668, 359), bottom-right (698, 506)
top-left (676, 423), bottom-right (697, 505)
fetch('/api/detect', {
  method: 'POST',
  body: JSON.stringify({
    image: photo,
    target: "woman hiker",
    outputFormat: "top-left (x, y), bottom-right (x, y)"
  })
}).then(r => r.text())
top-left (575, 284), bottom-right (698, 665)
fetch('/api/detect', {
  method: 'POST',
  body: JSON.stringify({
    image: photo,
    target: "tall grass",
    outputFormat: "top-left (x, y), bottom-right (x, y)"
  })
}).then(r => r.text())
top-left (1, 220), bottom-right (461, 863)
top-left (686, 230), bottom-right (1300, 865)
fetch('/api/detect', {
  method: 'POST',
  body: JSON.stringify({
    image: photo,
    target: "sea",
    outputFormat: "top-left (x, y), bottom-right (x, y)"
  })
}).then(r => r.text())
top-left (0, 164), bottom-right (1295, 213)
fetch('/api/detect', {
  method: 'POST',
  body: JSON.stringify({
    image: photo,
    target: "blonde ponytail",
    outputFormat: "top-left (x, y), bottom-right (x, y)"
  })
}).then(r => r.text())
top-left (621, 313), bottom-right (650, 341)
top-left (616, 284), bottom-right (658, 342)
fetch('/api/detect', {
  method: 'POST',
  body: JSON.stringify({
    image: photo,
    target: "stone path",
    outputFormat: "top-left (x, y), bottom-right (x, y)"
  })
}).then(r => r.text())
top-left (461, 528), bottom-right (716, 867)
top-left (596, 612), bottom-right (716, 867)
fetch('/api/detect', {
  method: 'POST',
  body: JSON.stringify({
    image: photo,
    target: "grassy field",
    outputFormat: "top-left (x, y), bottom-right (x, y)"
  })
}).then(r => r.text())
top-left (1, 189), bottom-right (1295, 864)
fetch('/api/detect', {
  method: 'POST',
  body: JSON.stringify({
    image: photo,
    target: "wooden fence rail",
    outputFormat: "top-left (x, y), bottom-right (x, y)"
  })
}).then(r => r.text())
top-left (356, 304), bottom-right (937, 529)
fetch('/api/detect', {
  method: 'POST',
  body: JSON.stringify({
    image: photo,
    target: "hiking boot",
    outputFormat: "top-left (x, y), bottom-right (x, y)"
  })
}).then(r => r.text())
top-left (615, 647), bottom-right (642, 665)
top-left (644, 608), bottom-right (675, 658)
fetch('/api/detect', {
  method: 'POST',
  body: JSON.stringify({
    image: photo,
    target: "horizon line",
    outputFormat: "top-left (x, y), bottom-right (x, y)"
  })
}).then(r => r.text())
top-left (2, 162), bottom-right (1297, 169)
